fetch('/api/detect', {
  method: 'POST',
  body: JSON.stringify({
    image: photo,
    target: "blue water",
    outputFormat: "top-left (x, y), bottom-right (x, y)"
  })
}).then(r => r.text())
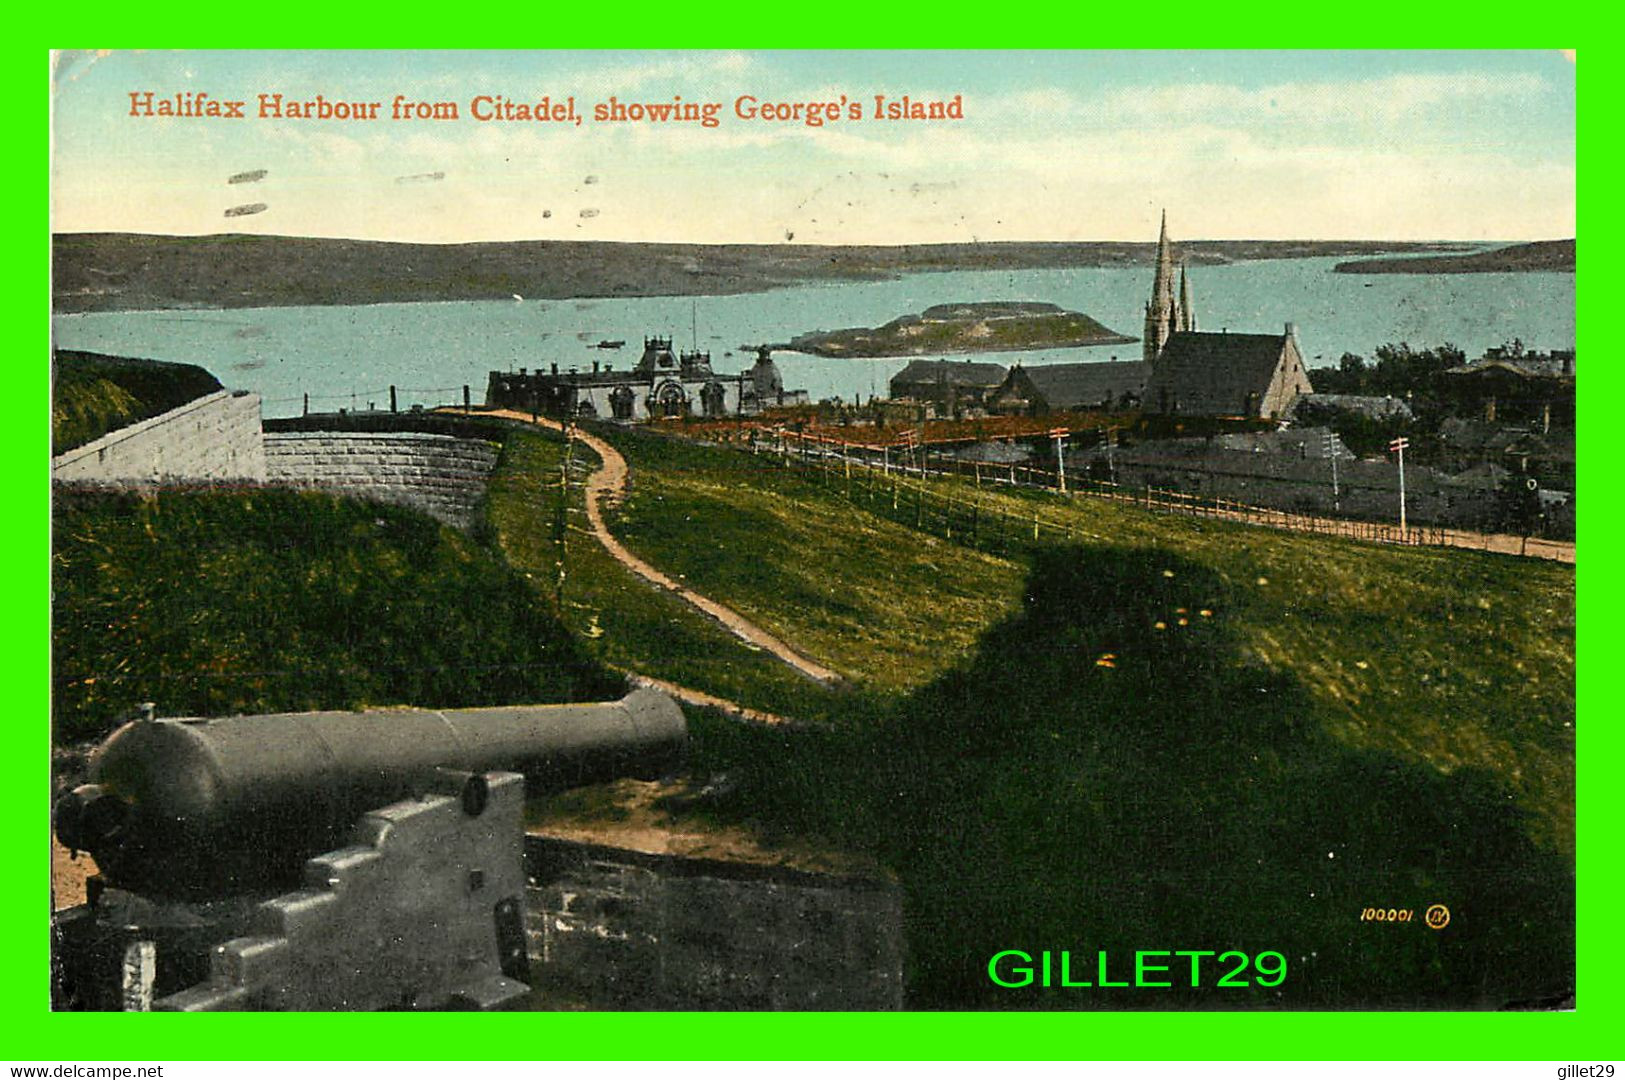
top-left (50, 258), bottom-right (1574, 417)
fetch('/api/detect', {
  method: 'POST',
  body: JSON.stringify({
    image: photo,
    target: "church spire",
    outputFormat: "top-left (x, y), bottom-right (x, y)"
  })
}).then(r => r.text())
top-left (1144, 209), bottom-right (1181, 364)
top-left (1153, 209), bottom-right (1176, 312)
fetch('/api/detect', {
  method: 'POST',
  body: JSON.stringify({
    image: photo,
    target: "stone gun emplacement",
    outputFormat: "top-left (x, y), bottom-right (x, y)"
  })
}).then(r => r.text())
top-left (51, 688), bottom-right (686, 1011)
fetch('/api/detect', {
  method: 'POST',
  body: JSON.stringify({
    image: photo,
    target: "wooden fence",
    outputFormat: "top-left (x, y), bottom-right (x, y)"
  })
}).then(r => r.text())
top-left (734, 428), bottom-right (1573, 563)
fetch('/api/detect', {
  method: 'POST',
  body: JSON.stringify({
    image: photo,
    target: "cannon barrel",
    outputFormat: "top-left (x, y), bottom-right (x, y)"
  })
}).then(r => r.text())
top-left (55, 688), bottom-right (685, 898)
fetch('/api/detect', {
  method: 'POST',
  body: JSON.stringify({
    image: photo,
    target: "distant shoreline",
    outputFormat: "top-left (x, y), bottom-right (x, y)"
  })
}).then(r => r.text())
top-left (1333, 239), bottom-right (1574, 275)
top-left (53, 233), bottom-right (1473, 315)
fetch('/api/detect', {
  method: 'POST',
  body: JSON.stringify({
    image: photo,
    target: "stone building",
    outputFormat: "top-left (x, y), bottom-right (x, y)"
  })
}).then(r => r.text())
top-left (1141, 326), bottom-right (1314, 420)
top-left (486, 340), bottom-right (805, 421)
top-left (1135, 213), bottom-right (1313, 420)
top-left (1443, 347), bottom-right (1575, 432)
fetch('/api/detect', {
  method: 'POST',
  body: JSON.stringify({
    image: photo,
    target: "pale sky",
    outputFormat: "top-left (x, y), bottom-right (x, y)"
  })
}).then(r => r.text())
top-left (50, 50), bottom-right (1576, 245)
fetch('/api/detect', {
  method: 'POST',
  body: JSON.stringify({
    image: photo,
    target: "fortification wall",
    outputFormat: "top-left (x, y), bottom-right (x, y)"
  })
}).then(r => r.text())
top-left (50, 390), bottom-right (267, 484)
top-left (264, 431), bottom-right (500, 529)
top-left (524, 836), bottom-right (906, 1010)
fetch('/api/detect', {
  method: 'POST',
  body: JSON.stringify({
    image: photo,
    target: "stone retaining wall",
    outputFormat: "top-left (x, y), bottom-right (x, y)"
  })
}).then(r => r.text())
top-left (264, 431), bottom-right (499, 530)
top-left (51, 390), bottom-right (267, 483)
top-left (524, 836), bottom-right (906, 1010)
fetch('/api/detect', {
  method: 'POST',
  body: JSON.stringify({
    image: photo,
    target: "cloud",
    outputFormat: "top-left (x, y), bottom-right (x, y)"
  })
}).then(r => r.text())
top-left (48, 51), bottom-right (1574, 244)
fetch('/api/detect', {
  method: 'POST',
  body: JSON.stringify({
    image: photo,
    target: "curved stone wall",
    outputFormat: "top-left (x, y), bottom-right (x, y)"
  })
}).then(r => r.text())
top-left (264, 431), bottom-right (500, 530)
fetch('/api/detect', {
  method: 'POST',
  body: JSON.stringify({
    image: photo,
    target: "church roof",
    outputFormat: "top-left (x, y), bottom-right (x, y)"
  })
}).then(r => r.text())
top-left (1143, 332), bottom-right (1291, 416)
top-left (1000, 361), bottom-right (1149, 410)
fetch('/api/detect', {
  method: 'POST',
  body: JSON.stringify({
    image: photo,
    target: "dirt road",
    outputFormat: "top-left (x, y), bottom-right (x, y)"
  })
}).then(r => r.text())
top-left (480, 410), bottom-right (843, 686)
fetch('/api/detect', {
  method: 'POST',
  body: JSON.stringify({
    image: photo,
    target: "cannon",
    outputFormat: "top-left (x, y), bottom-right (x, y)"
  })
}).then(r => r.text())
top-left (51, 688), bottom-right (686, 1011)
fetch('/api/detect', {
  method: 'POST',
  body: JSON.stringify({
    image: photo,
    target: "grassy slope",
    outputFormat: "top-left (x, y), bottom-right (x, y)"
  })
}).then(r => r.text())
top-left (52, 487), bottom-right (621, 742)
top-left (540, 426), bottom-right (1573, 1009)
top-left (485, 429), bottom-right (850, 723)
top-left (52, 351), bottom-right (224, 454)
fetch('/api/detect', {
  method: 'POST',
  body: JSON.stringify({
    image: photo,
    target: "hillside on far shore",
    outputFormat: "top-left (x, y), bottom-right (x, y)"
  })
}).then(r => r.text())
top-left (54, 233), bottom-right (1470, 314)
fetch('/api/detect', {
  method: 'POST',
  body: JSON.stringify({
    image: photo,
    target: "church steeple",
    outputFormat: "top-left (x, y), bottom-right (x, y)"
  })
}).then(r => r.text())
top-left (1143, 209), bottom-right (1185, 364)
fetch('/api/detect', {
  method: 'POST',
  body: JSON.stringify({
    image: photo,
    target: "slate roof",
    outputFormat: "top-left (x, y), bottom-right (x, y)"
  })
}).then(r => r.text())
top-left (1445, 357), bottom-right (1576, 382)
top-left (1000, 361), bottom-right (1150, 411)
top-left (1142, 332), bottom-right (1292, 416)
top-left (890, 359), bottom-right (1009, 389)
top-left (1294, 393), bottom-right (1415, 421)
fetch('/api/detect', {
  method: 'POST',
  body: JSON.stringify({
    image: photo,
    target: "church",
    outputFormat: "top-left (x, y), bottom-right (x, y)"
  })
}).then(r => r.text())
top-left (1138, 212), bottom-right (1314, 420)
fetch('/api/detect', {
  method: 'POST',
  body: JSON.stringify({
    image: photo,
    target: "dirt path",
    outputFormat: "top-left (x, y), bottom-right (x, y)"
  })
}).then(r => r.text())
top-left (479, 410), bottom-right (842, 687)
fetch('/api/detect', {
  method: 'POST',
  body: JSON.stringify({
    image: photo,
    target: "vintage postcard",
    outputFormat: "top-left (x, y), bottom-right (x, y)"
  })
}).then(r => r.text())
top-left (48, 49), bottom-right (1575, 1016)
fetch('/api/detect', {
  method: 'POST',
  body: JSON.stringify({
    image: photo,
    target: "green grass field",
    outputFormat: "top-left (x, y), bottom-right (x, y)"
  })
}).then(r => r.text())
top-left (497, 424), bottom-right (1574, 1009)
top-left (52, 486), bottom-right (621, 742)
top-left (56, 420), bottom-right (1571, 1009)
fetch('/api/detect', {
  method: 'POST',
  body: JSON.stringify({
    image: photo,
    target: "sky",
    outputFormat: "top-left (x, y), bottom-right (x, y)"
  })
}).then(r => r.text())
top-left (49, 50), bottom-right (1576, 245)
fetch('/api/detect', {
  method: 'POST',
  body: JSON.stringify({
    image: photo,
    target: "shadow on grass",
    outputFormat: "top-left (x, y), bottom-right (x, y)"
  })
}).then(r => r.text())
top-left (685, 544), bottom-right (1574, 1009)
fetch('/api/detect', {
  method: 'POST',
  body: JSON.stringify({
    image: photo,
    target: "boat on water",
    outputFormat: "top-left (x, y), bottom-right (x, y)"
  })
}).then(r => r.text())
top-left (594, 339), bottom-right (626, 349)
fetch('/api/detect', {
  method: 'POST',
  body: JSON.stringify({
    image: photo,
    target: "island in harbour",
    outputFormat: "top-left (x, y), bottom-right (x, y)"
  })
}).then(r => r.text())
top-left (785, 301), bottom-right (1137, 358)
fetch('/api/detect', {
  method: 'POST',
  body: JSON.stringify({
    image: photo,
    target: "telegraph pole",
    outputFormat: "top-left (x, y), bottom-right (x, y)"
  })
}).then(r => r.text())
top-left (555, 422), bottom-right (578, 609)
top-left (1051, 427), bottom-right (1069, 494)
top-left (1389, 435), bottom-right (1409, 533)
top-left (900, 428), bottom-right (919, 474)
top-left (1323, 430), bottom-right (1341, 512)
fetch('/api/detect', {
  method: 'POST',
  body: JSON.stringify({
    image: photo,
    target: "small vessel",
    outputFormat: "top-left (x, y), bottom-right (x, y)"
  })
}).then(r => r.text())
top-left (594, 339), bottom-right (626, 350)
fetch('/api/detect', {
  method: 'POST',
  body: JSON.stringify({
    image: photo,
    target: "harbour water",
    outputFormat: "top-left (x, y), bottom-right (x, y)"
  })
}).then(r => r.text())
top-left (50, 257), bottom-right (1575, 417)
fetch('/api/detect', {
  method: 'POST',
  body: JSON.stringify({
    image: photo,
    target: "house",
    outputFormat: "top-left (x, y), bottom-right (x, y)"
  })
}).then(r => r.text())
top-left (1140, 326), bottom-right (1314, 420)
top-left (887, 359), bottom-right (1009, 410)
top-left (1443, 348), bottom-right (1574, 432)
top-left (486, 339), bottom-right (806, 421)
top-left (986, 360), bottom-right (1149, 415)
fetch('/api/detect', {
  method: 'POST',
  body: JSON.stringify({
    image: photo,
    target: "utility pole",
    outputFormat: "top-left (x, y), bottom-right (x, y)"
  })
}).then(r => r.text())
top-left (555, 423), bottom-right (577, 609)
top-left (1324, 430), bottom-right (1341, 513)
top-left (1389, 435), bottom-right (1409, 533)
top-left (1051, 427), bottom-right (1069, 494)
